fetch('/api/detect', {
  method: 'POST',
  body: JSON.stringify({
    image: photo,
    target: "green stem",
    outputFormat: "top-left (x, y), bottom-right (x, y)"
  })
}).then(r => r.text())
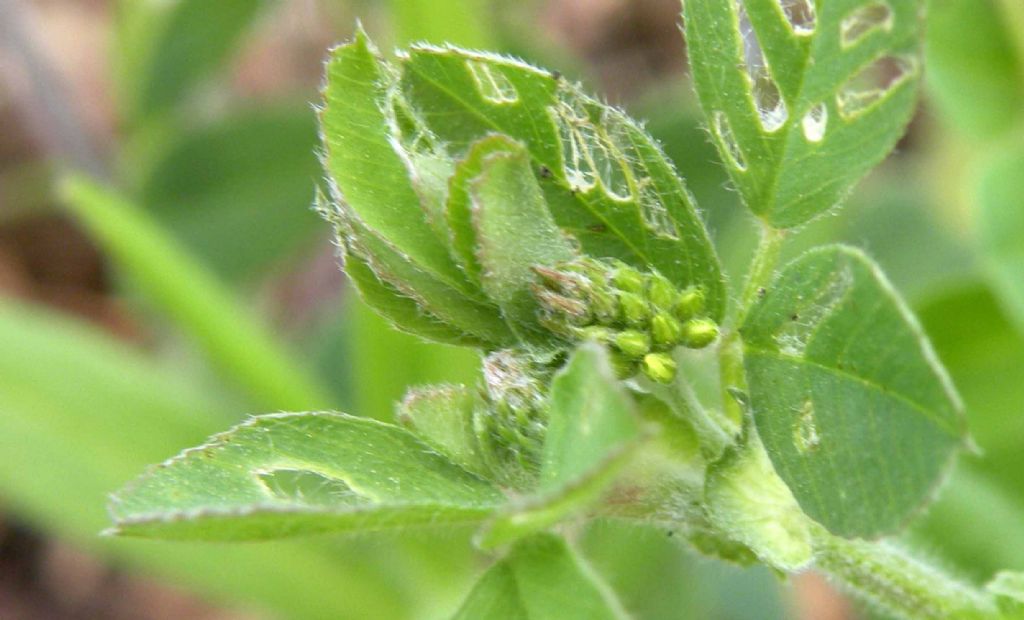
top-left (718, 224), bottom-right (785, 425)
top-left (813, 527), bottom-right (1000, 620)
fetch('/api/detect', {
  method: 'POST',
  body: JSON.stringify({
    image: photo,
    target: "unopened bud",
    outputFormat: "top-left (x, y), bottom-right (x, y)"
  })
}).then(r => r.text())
top-left (642, 352), bottom-right (677, 384)
top-left (614, 330), bottom-right (651, 357)
top-left (618, 291), bottom-right (650, 327)
top-left (647, 273), bottom-right (677, 310)
top-left (675, 287), bottom-right (705, 319)
top-left (610, 263), bottom-right (645, 294)
top-left (651, 313), bottom-right (683, 346)
top-left (681, 318), bottom-right (719, 348)
top-left (590, 286), bottom-right (619, 324)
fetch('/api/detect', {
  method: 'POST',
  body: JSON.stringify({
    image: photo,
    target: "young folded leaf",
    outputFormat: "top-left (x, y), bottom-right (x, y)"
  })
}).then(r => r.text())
top-left (453, 533), bottom-right (631, 620)
top-left (685, 0), bottom-right (923, 227)
top-left (740, 246), bottom-right (964, 538)
top-left (108, 413), bottom-right (505, 540)
top-left (319, 31), bottom-right (724, 349)
top-left (399, 45), bottom-right (726, 320)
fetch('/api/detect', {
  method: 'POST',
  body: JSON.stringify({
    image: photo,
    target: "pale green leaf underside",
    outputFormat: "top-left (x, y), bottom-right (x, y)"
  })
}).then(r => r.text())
top-left (453, 534), bottom-right (630, 620)
top-left (320, 29), bottom-right (468, 292)
top-left (469, 138), bottom-right (578, 337)
top-left (977, 145), bottom-right (1024, 338)
top-left (109, 413), bottom-right (505, 540)
top-left (685, 0), bottom-right (923, 227)
top-left (481, 344), bottom-right (645, 547)
top-left (741, 246), bottom-right (963, 537)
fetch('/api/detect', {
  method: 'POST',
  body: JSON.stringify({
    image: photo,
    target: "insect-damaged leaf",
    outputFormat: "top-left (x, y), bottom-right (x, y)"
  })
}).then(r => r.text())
top-left (109, 413), bottom-right (505, 540)
top-left (741, 246), bottom-right (964, 537)
top-left (685, 0), bottom-right (923, 227)
top-left (398, 45), bottom-right (726, 321)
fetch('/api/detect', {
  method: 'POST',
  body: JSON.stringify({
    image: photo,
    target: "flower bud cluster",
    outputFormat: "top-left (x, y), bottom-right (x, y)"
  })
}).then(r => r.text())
top-left (532, 258), bottom-right (719, 383)
top-left (474, 350), bottom-right (553, 486)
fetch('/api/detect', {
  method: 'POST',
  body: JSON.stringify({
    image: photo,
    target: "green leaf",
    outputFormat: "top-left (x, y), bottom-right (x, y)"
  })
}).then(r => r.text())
top-left (453, 534), bottom-right (630, 620)
top-left (320, 28), bottom-right (469, 291)
top-left (398, 384), bottom-right (489, 476)
top-left (467, 136), bottom-right (578, 337)
top-left (977, 143), bottom-right (1024, 338)
top-left (139, 106), bottom-right (322, 280)
top-left (741, 245), bottom-right (964, 537)
top-left (398, 46), bottom-right (727, 320)
top-left (114, 0), bottom-right (264, 122)
top-left (344, 249), bottom-right (490, 348)
top-left (109, 412), bottom-right (505, 540)
top-left (59, 176), bottom-right (335, 411)
top-left (480, 344), bottom-right (647, 547)
top-left (685, 0), bottom-right (923, 227)
top-left (926, 0), bottom-right (1024, 141)
top-left (0, 299), bottom-right (410, 620)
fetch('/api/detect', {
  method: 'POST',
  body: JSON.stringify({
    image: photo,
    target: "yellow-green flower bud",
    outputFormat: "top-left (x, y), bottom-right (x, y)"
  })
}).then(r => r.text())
top-left (579, 325), bottom-right (615, 343)
top-left (614, 330), bottom-right (652, 357)
top-left (642, 352), bottom-right (677, 384)
top-left (590, 286), bottom-right (620, 324)
top-left (651, 313), bottom-right (683, 346)
top-left (610, 263), bottom-right (645, 294)
top-left (618, 291), bottom-right (651, 327)
top-left (675, 287), bottom-right (705, 320)
top-left (647, 273), bottom-right (678, 310)
top-left (681, 318), bottom-right (719, 348)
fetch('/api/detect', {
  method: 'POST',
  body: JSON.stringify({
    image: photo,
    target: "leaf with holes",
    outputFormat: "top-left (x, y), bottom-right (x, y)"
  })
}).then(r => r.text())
top-left (453, 533), bottom-right (630, 620)
top-left (398, 45), bottom-right (727, 321)
top-left (685, 0), bottom-right (923, 227)
top-left (479, 343), bottom-right (649, 547)
top-left (108, 413), bottom-right (505, 540)
top-left (740, 246), bottom-right (964, 538)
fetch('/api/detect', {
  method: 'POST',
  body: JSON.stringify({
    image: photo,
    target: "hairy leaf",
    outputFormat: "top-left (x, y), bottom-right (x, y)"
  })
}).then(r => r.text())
top-left (399, 46), bottom-right (726, 320)
top-left (467, 137), bottom-right (578, 337)
top-left (453, 534), bottom-right (630, 620)
top-left (741, 246), bottom-right (964, 537)
top-left (320, 29), bottom-right (469, 291)
top-left (398, 384), bottom-right (488, 476)
top-left (685, 0), bottom-right (923, 227)
top-left (480, 344), bottom-right (647, 546)
top-left (109, 413), bottom-right (505, 540)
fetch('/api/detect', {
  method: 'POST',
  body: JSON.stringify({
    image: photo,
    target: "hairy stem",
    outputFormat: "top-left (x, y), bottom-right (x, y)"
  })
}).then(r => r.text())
top-left (718, 224), bottom-right (785, 425)
top-left (813, 527), bottom-right (1000, 620)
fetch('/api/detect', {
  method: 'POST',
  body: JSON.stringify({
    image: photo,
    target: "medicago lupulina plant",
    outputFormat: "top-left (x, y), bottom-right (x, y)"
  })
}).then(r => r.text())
top-left (108, 2), bottom-right (1024, 618)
